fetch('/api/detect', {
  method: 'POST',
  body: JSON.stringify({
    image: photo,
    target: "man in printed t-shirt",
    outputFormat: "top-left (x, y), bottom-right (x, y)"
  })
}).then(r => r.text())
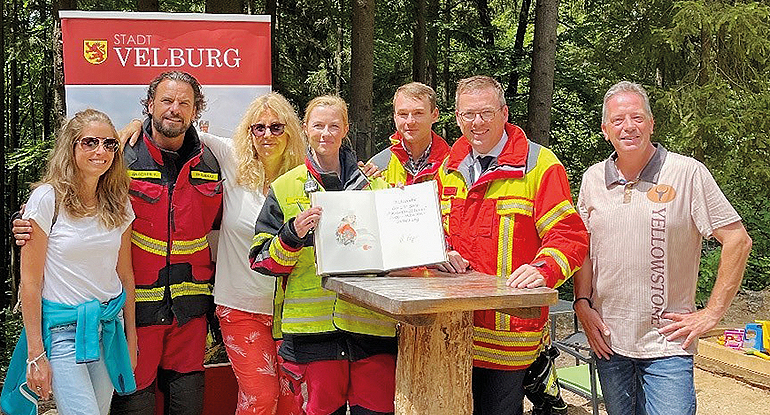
top-left (574, 81), bottom-right (752, 415)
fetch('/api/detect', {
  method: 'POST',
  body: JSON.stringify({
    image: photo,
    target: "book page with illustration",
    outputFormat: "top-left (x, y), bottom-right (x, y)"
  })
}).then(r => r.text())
top-left (312, 190), bottom-right (384, 274)
top-left (311, 181), bottom-right (446, 275)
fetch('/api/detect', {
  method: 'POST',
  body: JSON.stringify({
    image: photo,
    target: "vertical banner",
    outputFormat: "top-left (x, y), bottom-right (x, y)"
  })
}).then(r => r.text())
top-left (60, 11), bottom-right (271, 137)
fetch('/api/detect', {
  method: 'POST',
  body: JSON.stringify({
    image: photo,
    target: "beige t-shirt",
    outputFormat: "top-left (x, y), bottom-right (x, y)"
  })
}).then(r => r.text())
top-left (578, 145), bottom-right (740, 358)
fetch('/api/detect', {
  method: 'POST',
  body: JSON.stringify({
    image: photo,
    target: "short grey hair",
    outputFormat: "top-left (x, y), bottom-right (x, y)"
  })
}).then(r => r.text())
top-left (602, 81), bottom-right (652, 123)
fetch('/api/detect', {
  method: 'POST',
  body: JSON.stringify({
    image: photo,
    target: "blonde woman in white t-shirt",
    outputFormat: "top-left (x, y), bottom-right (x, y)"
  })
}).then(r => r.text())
top-left (205, 93), bottom-right (305, 415)
top-left (2, 109), bottom-right (137, 415)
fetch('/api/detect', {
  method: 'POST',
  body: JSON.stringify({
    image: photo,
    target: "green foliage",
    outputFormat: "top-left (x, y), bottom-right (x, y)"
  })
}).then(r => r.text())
top-left (1, 310), bottom-right (24, 379)
top-left (697, 241), bottom-right (722, 306)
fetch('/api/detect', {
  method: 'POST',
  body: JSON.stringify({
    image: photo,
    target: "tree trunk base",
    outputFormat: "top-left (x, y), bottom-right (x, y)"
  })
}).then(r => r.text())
top-left (395, 310), bottom-right (474, 414)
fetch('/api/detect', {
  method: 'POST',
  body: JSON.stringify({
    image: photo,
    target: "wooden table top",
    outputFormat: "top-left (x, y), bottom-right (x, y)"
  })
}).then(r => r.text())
top-left (322, 269), bottom-right (557, 316)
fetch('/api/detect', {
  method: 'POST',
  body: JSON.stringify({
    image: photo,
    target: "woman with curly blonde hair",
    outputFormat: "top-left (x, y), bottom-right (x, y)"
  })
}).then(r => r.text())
top-left (2, 109), bottom-right (137, 415)
top-left (203, 93), bottom-right (305, 415)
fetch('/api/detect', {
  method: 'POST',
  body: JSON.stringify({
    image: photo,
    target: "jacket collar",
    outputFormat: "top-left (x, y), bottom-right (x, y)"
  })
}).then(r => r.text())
top-left (388, 130), bottom-right (450, 165)
top-left (305, 145), bottom-right (370, 191)
top-left (445, 123), bottom-right (529, 183)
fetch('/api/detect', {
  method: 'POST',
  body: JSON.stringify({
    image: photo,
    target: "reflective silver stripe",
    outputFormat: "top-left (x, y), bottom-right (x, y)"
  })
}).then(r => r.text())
top-left (474, 328), bottom-right (543, 343)
top-left (334, 312), bottom-right (395, 328)
top-left (283, 295), bottom-right (337, 305)
top-left (498, 215), bottom-right (513, 277)
top-left (473, 347), bottom-right (540, 363)
top-left (283, 315), bottom-right (332, 324)
top-left (525, 141), bottom-right (542, 173)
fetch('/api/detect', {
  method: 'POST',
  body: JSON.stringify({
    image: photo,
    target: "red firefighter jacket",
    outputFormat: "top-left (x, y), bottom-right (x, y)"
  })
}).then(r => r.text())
top-left (125, 120), bottom-right (223, 327)
top-left (436, 123), bottom-right (588, 370)
top-left (369, 131), bottom-right (450, 186)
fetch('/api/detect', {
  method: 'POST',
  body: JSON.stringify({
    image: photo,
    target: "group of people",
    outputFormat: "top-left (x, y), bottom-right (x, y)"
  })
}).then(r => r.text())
top-left (1, 69), bottom-right (752, 415)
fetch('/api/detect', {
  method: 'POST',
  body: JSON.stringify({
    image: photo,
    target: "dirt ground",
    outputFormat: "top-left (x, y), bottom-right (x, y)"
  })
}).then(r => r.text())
top-left (535, 288), bottom-right (770, 415)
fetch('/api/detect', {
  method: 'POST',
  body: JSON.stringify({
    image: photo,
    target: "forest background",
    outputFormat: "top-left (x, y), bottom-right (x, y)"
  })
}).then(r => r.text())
top-left (2, 0), bottom-right (769, 372)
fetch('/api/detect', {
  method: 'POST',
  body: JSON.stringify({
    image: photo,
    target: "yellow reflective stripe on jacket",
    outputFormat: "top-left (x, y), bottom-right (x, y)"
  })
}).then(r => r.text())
top-left (496, 198), bottom-right (534, 216)
top-left (269, 236), bottom-right (301, 267)
top-left (473, 345), bottom-right (542, 365)
top-left (251, 232), bottom-right (272, 251)
top-left (170, 281), bottom-right (212, 298)
top-left (537, 247), bottom-right (574, 282)
top-left (535, 200), bottom-right (576, 238)
top-left (473, 326), bottom-right (543, 347)
top-left (131, 231), bottom-right (208, 256)
top-left (473, 326), bottom-right (547, 368)
top-left (497, 215), bottom-right (514, 278)
top-left (495, 310), bottom-right (511, 331)
top-left (171, 236), bottom-right (208, 255)
top-left (283, 295), bottom-right (338, 305)
top-left (281, 292), bottom-right (336, 332)
top-left (135, 282), bottom-right (212, 303)
top-left (135, 287), bottom-right (164, 302)
top-left (131, 231), bottom-right (166, 256)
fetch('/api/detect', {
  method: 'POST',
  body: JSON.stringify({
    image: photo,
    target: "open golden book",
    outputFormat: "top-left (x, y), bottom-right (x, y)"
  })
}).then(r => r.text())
top-left (311, 181), bottom-right (448, 275)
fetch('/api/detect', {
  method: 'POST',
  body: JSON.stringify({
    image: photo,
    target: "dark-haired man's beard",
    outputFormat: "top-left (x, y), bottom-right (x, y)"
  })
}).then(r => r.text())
top-left (152, 114), bottom-right (190, 139)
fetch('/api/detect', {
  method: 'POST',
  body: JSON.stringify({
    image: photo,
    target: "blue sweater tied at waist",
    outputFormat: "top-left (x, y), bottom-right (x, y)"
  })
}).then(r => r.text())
top-left (1, 291), bottom-right (136, 415)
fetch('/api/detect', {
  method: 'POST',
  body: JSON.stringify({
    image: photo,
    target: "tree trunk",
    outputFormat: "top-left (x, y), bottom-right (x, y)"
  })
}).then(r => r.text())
top-left (336, 24), bottom-right (343, 93)
top-left (266, 0), bottom-right (277, 90)
top-left (473, 0), bottom-right (495, 49)
top-left (8, 0), bottom-right (21, 311)
top-left (395, 311), bottom-right (474, 413)
top-left (38, 0), bottom-right (52, 141)
top-left (412, 0), bottom-right (427, 83)
top-left (350, 0), bottom-right (375, 159)
top-left (441, 0), bottom-right (451, 139)
top-left (426, 0), bottom-right (438, 90)
top-left (206, 0), bottom-right (243, 14)
top-left (526, 0), bottom-right (558, 146)
top-left (1, 0), bottom-right (8, 312)
top-left (53, 0), bottom-right (71, 127)
top-left (507, 0), bottom-right (531, 99)
top-left (137, 0), bottom-right (160, 12)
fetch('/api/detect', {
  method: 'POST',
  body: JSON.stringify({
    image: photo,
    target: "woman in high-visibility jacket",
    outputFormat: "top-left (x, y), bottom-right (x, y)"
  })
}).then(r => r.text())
top-left (250, 95), bottom-right (397, 415)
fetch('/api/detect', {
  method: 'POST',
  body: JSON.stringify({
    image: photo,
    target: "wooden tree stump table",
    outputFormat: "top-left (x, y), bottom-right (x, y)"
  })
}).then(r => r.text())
top-left (322, 269), bottom-right (558, 415)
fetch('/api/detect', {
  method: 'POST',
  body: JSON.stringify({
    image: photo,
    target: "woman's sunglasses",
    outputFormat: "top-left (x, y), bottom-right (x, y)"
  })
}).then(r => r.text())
top-left (75, 136), bottom-right (120, 153)
top-left (249, 123), bottom-right (286, 137)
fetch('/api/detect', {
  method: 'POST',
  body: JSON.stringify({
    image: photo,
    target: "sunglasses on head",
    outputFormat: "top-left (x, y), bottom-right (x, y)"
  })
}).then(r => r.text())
top-left (75, 136), bottom-right (120, 153)
top-left (249, 123), bottom-right (286, 137)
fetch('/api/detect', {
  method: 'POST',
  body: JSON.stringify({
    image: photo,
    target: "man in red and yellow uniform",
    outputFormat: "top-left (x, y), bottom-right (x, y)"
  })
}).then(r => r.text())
top-left (112, 71), bottom-right (222, 415)
top-left (436, 75), bottom-right (588, 415)
top-left (368, 82), bottom-right (450, 186)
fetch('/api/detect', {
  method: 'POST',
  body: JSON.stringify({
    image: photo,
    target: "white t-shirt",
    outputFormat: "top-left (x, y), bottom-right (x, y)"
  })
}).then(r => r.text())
top-left (23, 184), bottom-right (135, 306)
top-left (200, 132), bottom-right (274, 315)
